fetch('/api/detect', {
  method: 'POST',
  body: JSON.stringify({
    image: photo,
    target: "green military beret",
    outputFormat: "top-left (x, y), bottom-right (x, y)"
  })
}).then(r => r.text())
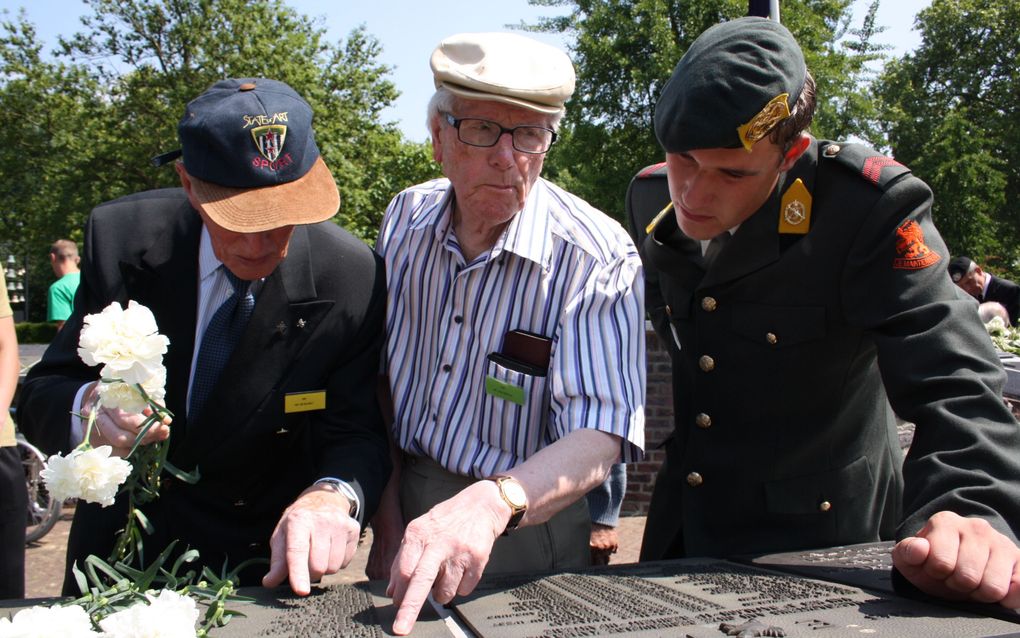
top-left (654, 17), bottom-right (807, 153)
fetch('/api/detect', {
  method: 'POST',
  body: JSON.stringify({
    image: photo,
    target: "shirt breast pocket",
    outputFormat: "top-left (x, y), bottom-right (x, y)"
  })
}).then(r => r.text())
top-left (479, 355), bottom-right (548, 457)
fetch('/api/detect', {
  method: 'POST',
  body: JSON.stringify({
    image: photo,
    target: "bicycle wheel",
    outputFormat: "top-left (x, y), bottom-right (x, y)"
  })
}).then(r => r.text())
top-left (18, 437), bottom-right (61, 543)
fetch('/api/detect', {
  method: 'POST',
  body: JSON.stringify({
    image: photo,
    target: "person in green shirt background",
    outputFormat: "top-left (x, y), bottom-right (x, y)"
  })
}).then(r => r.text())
top-left (47, 239), bottom-right (80, 331)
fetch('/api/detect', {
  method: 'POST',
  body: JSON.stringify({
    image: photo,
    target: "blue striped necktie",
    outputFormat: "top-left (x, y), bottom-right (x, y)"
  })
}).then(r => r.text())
top-left (189, 268), bottom-right (255, 420)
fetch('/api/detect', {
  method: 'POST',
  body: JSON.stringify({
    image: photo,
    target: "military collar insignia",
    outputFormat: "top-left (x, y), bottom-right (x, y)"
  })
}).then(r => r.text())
top-left (737, 93), bottom-right (790, 152)
top-left (779, 178), bottom-right (811, 235)
top-left (645, 201), bottom-right (675, 235)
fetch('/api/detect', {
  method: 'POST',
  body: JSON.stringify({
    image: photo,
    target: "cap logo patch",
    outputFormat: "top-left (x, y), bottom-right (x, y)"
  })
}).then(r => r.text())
top-left (242, 112), bottom-right (289, 128)
top-left (737, 93), bottom-right (790, 152)
top-left (251, 124), bottom-right (287, 162)
top-left (893, 220), bottom-right (941, 270)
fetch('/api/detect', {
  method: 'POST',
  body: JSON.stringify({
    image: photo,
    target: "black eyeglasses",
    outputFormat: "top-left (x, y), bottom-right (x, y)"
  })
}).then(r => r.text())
top-left (443, 113), bottom-right (557, 154)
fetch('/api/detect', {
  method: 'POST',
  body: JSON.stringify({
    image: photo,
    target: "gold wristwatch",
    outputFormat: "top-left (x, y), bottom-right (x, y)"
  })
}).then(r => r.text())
top-left (488, 475), bottom-right (528, 534)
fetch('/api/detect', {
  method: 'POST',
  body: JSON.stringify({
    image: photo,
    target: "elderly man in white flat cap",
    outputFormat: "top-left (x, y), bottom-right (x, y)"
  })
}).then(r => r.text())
top-left (370, 32), bottom-right (646, 634)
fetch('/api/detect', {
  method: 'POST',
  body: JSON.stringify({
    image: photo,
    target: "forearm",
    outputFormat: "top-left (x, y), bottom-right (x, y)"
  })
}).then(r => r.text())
top-left (510, 428), bottom-right (621, 527)
top-left (0, 316), bottom-right (18, 413)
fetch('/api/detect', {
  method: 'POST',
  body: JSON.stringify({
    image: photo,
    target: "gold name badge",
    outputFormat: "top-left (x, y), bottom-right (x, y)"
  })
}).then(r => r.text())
top-left (284, 390), bottom-right (326, 413)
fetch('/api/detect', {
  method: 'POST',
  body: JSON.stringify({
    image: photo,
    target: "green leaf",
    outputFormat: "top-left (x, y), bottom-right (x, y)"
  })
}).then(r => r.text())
top-left (133, 506), bottom-right (154, 534)
top-left (164, 460), bottom-right (201, 483)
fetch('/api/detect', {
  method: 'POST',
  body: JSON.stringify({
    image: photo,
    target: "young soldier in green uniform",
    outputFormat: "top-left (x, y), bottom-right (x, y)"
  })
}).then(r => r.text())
top-left (638, 16), bottom-right (1020, 608)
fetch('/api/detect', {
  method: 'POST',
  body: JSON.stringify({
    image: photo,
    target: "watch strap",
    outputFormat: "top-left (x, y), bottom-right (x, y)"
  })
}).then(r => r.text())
top-left (314, 477), bottom-right (360, 519)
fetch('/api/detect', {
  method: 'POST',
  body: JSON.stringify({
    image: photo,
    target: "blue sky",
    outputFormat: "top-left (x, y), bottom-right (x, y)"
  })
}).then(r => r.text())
top-left (2, 0), bottom-right (931, 141)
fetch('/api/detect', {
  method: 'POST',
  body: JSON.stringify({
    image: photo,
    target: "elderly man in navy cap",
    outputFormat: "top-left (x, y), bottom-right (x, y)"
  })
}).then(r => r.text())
top-left (636, 16), bottom-right (1020, 609)
top-left (19, 78), bottom-right (390, 596)
top-left (371, 32), bottom-right (646, 634)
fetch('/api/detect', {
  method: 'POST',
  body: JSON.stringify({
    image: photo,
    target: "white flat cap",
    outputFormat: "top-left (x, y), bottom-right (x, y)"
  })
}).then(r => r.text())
top-left (430, 32), bottom-right (576, 114)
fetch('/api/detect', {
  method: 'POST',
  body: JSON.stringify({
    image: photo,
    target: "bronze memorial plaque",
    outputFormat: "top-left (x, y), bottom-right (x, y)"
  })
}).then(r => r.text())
top-left (187, 581), bottom-right (453, 638)
top-left (450, 558), bottom-right (1020, 638)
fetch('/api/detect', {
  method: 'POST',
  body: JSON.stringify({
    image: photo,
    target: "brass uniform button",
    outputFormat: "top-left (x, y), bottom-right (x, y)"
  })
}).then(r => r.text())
top-left (686, 472), bottom-right (704, 487)
top-left (819, 501), bottom-right (832, 512)
top-left (699, 355), bottom-right (715, 372)
top-left (701, 297), bottom-right (717, 312)
top-left (766, 332), bottom-right (778, 345)
top-left (695, 413), bottom-right (712, 429)
top-left (823, 144), bottom-right (841, 157)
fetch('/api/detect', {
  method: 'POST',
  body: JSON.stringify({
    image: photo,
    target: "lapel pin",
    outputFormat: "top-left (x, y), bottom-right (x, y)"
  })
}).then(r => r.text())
top-left (296, 318), bottom-right (306, 329)
top-left (276, 427), bottom-right (289, 435)
top-left (275, 321), bottom-right (287, 335)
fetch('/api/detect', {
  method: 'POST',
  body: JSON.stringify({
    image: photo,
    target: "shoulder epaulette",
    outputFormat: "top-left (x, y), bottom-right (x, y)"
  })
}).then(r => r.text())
top-left (819, 142), bottom-right (912, 189)
top-left (635, 162), bottom-right (668, 180)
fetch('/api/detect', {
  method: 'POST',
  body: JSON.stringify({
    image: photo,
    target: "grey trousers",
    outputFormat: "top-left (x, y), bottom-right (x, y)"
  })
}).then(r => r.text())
top-left (400, 455), bottom-right (591, 576)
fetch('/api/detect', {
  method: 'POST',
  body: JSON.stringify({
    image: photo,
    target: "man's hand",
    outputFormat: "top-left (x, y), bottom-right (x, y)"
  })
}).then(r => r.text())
top-left (892, 511), bottom-right (1020, 607)
top-left (262, 484), bottom-right (361, 595)
top-left (82, 382), bottom-right (170, 457)
top-left (387, 480), bottom-right (511, 635)
top-left (589, 523), bottom-right (619, 566)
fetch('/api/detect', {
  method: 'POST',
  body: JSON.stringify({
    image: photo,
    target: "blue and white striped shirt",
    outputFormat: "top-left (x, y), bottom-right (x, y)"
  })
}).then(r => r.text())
top-left (377, 177), bottom-right (645, 479)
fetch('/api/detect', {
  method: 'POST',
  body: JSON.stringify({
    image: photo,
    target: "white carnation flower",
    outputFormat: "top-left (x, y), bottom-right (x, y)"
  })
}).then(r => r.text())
top-left (98, 366), bottom-right (167, 414)
top-left (40, 447), bottom-right (132, 508)
top-left (78, 301), bottom-right (170, 386)
top-left (74, 446), bottom-right (132, 507)
top-left (0, 604), bottom-right (99, 637)
top-left (39, 451), bottom-right (81, 505)
top-left (98, 589), bottom-right (199, 638)
top-left (986, 315), bottom-right (1008, 336)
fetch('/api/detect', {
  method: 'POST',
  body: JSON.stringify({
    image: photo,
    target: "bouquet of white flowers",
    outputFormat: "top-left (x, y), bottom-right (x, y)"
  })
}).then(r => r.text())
top-left (986, 315), bottom-right (1020, 355)
top-left (25, 301), bottom-right (248, 637)
top-left (40, 300), bottom-right (197, 562)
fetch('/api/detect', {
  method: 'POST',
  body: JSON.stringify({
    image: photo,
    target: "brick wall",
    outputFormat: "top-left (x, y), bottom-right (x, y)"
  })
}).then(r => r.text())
top-left (622, 326), bottom-right (672, 516)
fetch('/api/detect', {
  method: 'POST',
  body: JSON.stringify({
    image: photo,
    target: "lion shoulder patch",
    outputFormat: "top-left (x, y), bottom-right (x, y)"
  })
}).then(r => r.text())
top-left (893, 220), bottom-right (941, 270)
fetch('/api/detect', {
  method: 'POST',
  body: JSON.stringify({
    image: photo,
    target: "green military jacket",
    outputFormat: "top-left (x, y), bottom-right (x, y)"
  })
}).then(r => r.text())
top-left (633, 139), bottom-right (1020, 560)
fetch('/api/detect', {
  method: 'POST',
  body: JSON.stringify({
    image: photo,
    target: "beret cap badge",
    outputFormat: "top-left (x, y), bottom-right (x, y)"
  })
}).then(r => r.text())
top-left (737, 93), bottom-right (791, 152)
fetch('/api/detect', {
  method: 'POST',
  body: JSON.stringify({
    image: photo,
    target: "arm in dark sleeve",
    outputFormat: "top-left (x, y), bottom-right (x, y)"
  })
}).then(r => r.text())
top-left (585, 462), bottom-right (627, 527)
top-left (312, 252), bottom-right (391, 527)
top-left (843, 175), bottom-right (1020, 543)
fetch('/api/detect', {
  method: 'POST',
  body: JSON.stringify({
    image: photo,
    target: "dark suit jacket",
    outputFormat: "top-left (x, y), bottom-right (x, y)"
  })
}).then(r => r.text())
top-left (18, 188), bottom-right (390, 590)
top-left (631, 140), bottom-right (1020, 561)
top-left (985, 274), bottom-right (1020, 326)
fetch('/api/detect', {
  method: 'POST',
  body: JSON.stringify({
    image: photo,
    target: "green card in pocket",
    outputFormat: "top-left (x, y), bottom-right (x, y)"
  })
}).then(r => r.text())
top-left (485, 376), bottom-right (526, 406)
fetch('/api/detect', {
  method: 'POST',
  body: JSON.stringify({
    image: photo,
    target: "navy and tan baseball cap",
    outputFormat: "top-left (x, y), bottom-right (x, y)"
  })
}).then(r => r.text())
top-left (654, 17), bottom-right (807, 153)
top-left (154, 78), bottom-right (339, 233)
top-left (430, 32), bottom-right (575, 115)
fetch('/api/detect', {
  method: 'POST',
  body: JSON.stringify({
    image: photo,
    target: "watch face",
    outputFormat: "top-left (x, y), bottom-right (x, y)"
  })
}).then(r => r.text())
top-left (501, 478), bottom-right (527, 509)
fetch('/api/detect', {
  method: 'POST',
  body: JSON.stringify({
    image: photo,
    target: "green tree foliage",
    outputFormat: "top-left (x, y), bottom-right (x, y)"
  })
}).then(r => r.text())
top-left (0, 1), bottom-right (436, 319)
top-left (525, 0), bottom-right (887, 220)
top-left (876, 0), bottom-right (1019, 278)
top-left (0, 13), bottom-right (106, 317)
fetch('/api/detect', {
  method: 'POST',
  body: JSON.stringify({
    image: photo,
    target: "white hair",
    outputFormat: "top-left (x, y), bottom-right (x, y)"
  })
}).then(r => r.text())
top-left (425, 86), bottom-right (565, 136)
